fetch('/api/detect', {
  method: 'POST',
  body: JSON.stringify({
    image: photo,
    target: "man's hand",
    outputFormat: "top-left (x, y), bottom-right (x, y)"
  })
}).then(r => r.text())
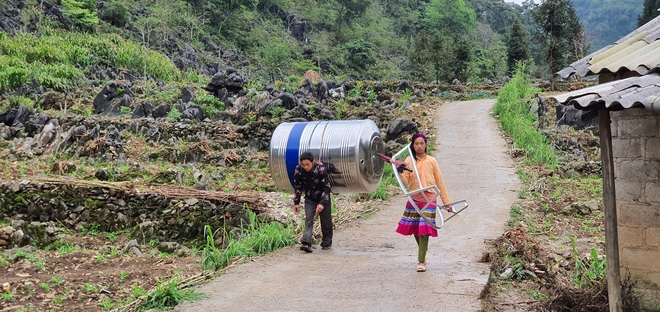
top-left (316, 204), bottom-right (324, 213)
top-left (293, 205), bottom-right (300, 214)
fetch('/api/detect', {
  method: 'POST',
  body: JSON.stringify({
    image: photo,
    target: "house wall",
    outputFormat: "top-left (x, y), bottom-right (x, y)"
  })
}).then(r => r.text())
top-left (611, 108), bottom-right (660, 310)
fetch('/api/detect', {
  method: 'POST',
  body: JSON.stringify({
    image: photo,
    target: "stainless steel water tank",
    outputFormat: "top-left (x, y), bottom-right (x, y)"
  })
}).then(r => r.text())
top-left (270, 119), bottom-right (384, 193)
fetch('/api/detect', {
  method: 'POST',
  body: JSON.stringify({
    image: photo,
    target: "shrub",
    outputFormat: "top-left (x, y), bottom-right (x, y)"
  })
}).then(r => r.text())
top-left (99, 1), bottom-right (130, 27)
top-left (166, 107), bottom-right (181, 122)
top-left (200, 209), bottom-right (295, 271)
top-left (61, 0), bottom-right (99, 31)
top-left (195, 94), bottom-right (225, 119)
top-left (266, 105), bottom-right (286, 118)
top-left (8, 96), bottom-right (35, 110)
top-left (0, 57), bottom-right (28, 92)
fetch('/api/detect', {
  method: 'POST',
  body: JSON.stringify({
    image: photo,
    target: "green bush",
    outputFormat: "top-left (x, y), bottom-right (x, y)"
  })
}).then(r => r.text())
top-left (196, 94), bottom-right (225, 119)
top-left (61, 0), bottom-right (99, 31)
top-left (99, 1), bottom-right (130, 27)
top-left (8, 96), bottom-right (36, 111)
top-left (291, 59), bottom-right (320, 76)
top-left (266, 105), bottom-right (286, 118)
top-left (570, 236), bottom-right (606, 288)
top-left (166, 107), bottom-right (181, 122)
top-left (0, 57), bottom-right (28, 92)
top-left (195, 94), bottom-right (225, 109)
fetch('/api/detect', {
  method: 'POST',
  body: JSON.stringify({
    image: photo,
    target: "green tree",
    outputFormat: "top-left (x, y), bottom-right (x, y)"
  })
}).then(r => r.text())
top-left (200, 0), bottom-right (258, 34)
top-left (257, 0), bottom-right (294, 12)
top-left (470, 0), bottom-right (523, 35)
top-left (308, 31), bottom-right (337, 72)
top-left (471, 23), bottom-right (507, 82)
top-left (638, 0), bottom-right (660, 27)
top-left (61, 0), bottom-right (99, 31)
top-left (427, 32), bottom-right (452, 83)
top-left (343, 39), bottom-right (376, 71)
top-left (507, 18), bottom-right (529, 76)
top-left (420, 0), bottom-right (476, 37)
top-left (411, 30), bottom-right (476, 83)
top-left (381, 0), bottom-right (422, 37)
top-left (481, 40), bottom-right (507, 82)
top-left (257, 37), bottom-right (296, 81)
top-left (150, 0), bottom-right (189, 43)
top-left (134, 16), bottom-right (162, 46)
top-left (99, 1), bottom-right (130, 27)
top-left (410, 31), bottom-right (432, 82)
top-left (453, 37), bottom-right (472, 82)
top-left (336, 0), bottom-right (373, 26)
top-left (572, 0), bottom-right (639, 51)
top-left (532, 0), bottom-right (584, 88)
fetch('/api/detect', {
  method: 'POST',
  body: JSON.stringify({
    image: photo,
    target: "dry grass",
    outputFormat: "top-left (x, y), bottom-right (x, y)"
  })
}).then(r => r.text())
top-left (301, 70), bottom-right (322, 84)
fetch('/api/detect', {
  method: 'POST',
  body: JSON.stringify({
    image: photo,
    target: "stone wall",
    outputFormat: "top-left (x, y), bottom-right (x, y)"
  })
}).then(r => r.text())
top-left (0, 179), bottom-right (274, 249)
top-left (611, 108), bottom-right (660, 310)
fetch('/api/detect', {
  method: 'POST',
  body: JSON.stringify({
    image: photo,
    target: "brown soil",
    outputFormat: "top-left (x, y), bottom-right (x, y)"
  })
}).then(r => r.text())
top-left (0, 233), bottom-right (205, 311)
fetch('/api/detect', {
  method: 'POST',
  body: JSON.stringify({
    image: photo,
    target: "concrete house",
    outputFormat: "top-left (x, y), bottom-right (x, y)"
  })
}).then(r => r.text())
top-left (551, 15), bottom-right (660, 311)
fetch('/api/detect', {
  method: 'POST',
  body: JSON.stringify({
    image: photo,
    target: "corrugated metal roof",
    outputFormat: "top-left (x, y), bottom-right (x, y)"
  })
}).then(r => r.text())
top-left (549, 72), bottom-right (660, 113)
top-left (556, 16), bottom-right (660, 79)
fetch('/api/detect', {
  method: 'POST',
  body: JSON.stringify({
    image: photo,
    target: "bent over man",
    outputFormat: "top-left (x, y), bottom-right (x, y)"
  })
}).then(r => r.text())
top-left (292, 151), bottom-right (333, 253)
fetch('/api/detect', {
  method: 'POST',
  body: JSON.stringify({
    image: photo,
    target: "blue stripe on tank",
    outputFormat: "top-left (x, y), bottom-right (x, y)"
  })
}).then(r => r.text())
top-left (286, 123), bottom-right (306, 188)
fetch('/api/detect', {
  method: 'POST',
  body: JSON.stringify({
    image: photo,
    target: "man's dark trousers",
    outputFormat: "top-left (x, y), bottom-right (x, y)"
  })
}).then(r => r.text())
top-left (301, 198), bottom-right (333, 247)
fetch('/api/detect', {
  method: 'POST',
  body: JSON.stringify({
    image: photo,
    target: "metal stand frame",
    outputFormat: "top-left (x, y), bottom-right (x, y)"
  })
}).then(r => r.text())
top-left (391, 145), bottom-right (468, 230)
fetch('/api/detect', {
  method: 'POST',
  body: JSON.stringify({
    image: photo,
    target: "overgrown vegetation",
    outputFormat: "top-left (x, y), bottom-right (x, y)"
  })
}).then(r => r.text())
top-left (492, 64), bottom-right (557, 169)
top-left (0, 29), bottom-right (180, 92)
top-left (483, 67), bottom-right (641, 311)
top-left (201, 210), bottom-right (295, 271)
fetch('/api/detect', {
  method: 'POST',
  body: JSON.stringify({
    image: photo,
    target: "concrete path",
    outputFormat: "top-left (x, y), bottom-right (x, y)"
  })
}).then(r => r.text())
top-left (174, 99), bottom-right (520, 312)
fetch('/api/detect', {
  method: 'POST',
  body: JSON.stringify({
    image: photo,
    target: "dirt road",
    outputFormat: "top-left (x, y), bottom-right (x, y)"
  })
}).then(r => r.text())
top-left (174, 99), bottom-right (521, 312)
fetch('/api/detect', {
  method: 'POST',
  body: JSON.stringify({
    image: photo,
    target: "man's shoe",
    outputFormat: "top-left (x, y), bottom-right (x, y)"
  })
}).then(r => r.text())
top-left (321, 245), bottom-right (331, 250)
top-left (300, 244), bottom-right (312, 253)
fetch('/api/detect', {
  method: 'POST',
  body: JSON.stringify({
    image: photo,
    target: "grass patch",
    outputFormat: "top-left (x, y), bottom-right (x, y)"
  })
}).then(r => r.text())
top-left (492, 64), bottom-right (556, 169)
top-left (201, 209), bottom-right (295, 271)
top-left (370, 164), bottom-right (397, 200)
top-left (138, 279), bottom-right (205, 311)
top-left (0, 28), bottom-right (181, 92)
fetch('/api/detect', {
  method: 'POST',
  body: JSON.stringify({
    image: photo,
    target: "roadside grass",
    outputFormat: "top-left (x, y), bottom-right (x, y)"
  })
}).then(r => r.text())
top-left (492, 64), bottom-right (556, 170)
top-left (480, 65), bottom-right (640, 310)
top-left (370, 164), bottom-right (398, 200)
top-left (138, 279), bottom-right (205, 311)
top-left (200, 209), bottom-right (295, 271)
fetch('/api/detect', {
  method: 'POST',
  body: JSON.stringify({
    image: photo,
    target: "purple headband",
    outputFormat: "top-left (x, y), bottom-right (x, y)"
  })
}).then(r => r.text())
top-left (411, 133), bottom-right (427, 142)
